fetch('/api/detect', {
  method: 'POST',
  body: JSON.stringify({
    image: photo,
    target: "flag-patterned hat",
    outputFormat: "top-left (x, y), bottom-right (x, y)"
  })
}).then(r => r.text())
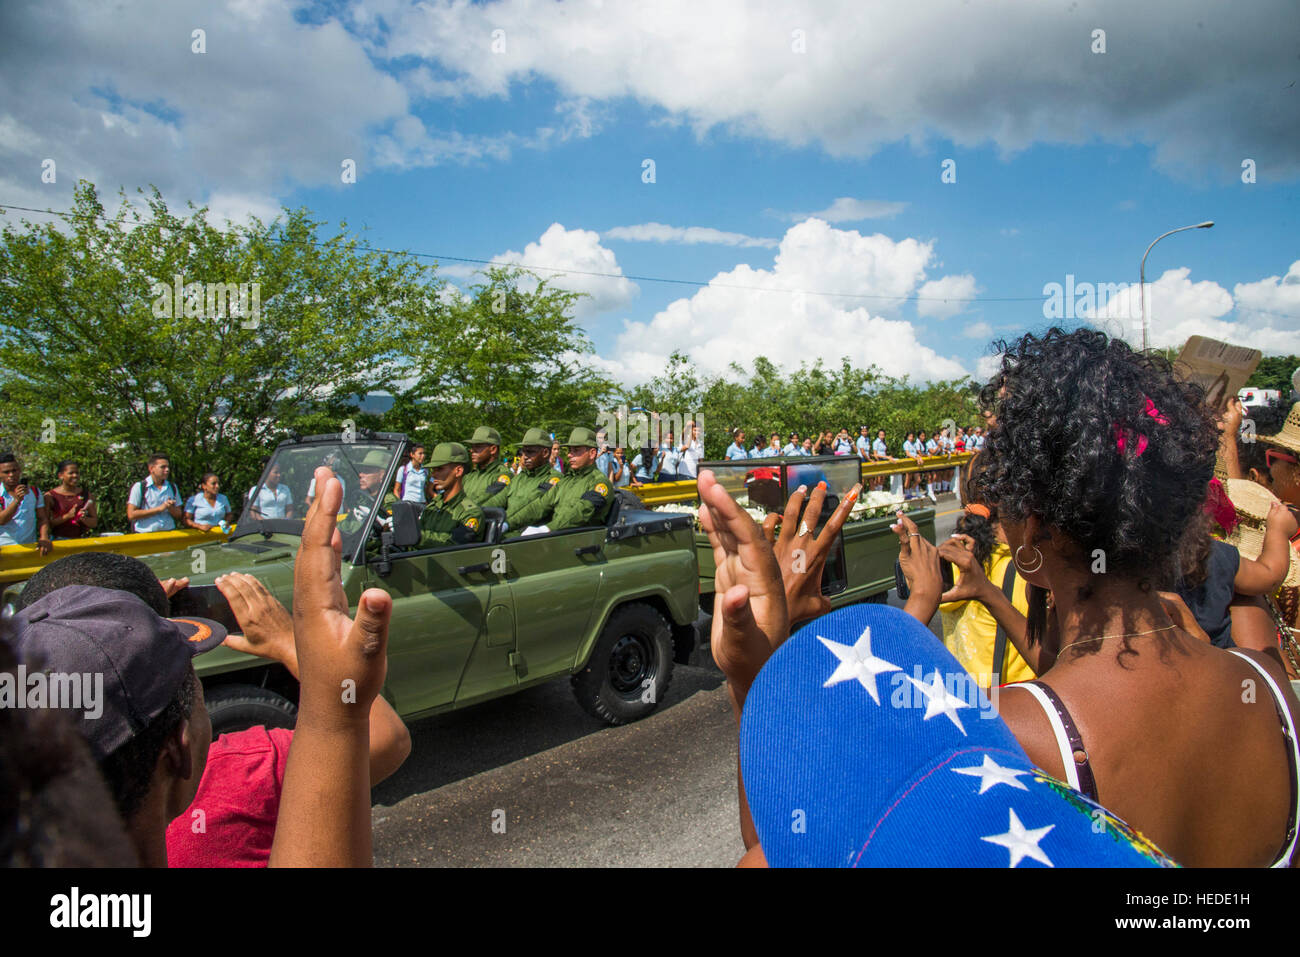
top-left (739, 603), bottom-right (1177, 868)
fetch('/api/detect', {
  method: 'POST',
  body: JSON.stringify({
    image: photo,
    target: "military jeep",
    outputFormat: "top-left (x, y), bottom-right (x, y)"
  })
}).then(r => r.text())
top-left (137, 433), bottom-right (701, 735)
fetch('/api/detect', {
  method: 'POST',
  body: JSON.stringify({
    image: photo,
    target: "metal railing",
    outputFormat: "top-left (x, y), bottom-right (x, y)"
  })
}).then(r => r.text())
top-left (0, 528), bottom-right (230, 584)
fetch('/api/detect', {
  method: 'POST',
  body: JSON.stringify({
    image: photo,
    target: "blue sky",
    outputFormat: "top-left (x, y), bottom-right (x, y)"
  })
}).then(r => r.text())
top-left (2, 0), bottom-right (1297, 385)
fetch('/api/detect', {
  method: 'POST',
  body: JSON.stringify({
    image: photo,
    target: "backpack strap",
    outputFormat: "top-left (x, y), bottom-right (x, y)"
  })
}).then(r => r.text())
top-left (990, 561), bottom-right (1017, 686)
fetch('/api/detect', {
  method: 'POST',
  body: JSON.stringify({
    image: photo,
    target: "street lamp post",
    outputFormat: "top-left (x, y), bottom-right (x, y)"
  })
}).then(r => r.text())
top-left (1140, 221), bottom-right (1214, 351)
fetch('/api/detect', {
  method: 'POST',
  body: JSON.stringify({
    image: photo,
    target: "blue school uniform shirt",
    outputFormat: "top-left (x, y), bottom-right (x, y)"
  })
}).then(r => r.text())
top-left (902, 439), bottom-right (919, 457)
top-left (872, 437), bottom-right (888, 457)
top-left (856, 435), bottom-right (870, 455)
top-left (0, 483), bottom-right (42, 546)
top-left (659, 443), bottom-right (681, 475)
top-left (187, 492), bottom-right (231, 525)
top-left (632, 453), bottom-right (653, 480)
top-left (725, 443), bottom-right (749, 460)
top-left (394, 464), bottom-right (429, 503)
top-left (128, 477), bottom-right (180, 532)
top-left (247, 483), bottom-right (293, 519)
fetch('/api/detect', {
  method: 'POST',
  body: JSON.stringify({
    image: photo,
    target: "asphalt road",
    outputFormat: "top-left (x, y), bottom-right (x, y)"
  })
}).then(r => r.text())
top-left (370, 503), bottom-right (961, 867)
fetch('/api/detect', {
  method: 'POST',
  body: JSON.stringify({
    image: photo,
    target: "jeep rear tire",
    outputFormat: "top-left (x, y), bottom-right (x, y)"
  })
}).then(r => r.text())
top-left (205, 684), bottom-right (297, 737)
top-left (572, 603), bottom-right (674, 725)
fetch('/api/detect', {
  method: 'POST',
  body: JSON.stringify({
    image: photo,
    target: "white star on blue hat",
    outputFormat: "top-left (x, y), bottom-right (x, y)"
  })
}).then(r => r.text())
top-left (982, 808), bottom-right (1055, 867)
top-left (951, 755), bottom-right (1032, 794)
top-left (817, 627), bottom-right (901, 705)
top-left (906, 668), bottom-right (972, 734)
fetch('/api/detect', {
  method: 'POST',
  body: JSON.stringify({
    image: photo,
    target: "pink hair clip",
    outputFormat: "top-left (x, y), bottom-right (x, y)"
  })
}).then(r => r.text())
top-left (1113, 396), bottom-right (1167, 458)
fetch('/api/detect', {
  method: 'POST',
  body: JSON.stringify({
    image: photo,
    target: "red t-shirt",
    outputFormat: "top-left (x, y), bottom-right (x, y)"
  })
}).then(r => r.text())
top-left (166, 726), bottom-right (292, 868)
top-left (47, 488), bottom-right (89, 538)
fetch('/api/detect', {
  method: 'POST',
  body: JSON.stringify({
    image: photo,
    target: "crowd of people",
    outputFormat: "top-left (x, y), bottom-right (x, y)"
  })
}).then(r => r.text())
top-left (5, 326), bottom-right (1298, 868)
top-left (701, 327), bottom-right (1300, 867)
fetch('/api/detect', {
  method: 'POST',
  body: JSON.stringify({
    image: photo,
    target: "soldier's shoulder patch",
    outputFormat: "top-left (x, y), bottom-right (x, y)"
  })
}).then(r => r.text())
top-left (548, 476), bottom-right (559, 486)
top-left (465, 516), bottom-right (479, 529)
top-left (594, 483), bottom-right (609, 496)
top-left (500, 474), bottom-right (511, 485)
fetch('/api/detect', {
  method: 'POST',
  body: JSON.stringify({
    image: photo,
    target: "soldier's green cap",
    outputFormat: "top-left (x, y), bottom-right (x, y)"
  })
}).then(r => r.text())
top-left (519, 427), bottom-right (551, 447)
top-left (466, 426), bottom-right (501, 446)
top-left (565, 427), bottom-right (598, 449)
top-left (356, 449), bottom-right (390, 470)
top-left (428, 442), bottom-right (470, 468)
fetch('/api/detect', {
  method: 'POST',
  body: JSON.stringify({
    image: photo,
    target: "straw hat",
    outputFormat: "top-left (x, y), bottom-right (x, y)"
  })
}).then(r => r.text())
top-left (1223, 478), bottom-right (1300, 588)
top-left (1258, 402), bottom-right (1300, 457)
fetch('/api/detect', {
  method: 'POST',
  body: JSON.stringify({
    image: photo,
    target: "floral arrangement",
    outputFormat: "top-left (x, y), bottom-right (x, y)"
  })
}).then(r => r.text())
top-left (653, 491), bottom-right (913, 532)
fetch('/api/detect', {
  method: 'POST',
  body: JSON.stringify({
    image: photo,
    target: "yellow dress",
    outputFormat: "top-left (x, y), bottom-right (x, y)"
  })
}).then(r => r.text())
top-left (939, 542), bottom-right (1036, 689)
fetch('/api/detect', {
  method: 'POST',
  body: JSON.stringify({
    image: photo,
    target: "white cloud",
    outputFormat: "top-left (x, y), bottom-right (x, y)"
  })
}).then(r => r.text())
top-left (367, 0), bottom-right (1299, 179)
top-left (963, 321), bottom-right (993, 340)
top-left (603, 223), bottom-right (777, 248)
top-left (975, 353), bottom-right (1004, 384)
top-left (916, 274), bottom-right (978, 319)
top-left (1234, 261), bottom-right (1300, 322)
top-left (597, 219), bottom-right (969, 385)
top-left (495, 223), bottom-right (638, 319)
top-left (1087, 265), bottom-right (1300, 353)
top-left (784, 198), bottom-right (907, 222)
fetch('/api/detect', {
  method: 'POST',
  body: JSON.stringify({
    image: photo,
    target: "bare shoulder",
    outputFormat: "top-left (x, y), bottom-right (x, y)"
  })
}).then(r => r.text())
top-left (995, 683), bottom-right (1067, 783)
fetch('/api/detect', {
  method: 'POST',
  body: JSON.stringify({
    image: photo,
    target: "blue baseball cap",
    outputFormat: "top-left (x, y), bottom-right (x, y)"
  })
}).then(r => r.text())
top-left (739, 603), bottom-right (1176, 867)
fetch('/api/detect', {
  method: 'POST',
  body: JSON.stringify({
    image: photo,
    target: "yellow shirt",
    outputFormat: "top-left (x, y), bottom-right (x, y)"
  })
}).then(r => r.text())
top-left (939, 542), bottom-right (1036, 689)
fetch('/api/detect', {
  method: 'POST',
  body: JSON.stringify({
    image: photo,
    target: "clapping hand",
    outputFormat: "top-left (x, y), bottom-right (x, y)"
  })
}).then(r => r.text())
top-left (761, 481), bottom-right (861, 627)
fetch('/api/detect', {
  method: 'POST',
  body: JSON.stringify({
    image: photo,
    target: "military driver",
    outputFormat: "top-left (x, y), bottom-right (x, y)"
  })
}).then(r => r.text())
top-left (504, 427), bottom-right (561, 531)
top-left (462, 425), bottom-right (512, 509)
top-left (338, 449), bottom-right (399, 538)
top-left (418, 442), bottom-right (486, 548)
top-left (507, 427), bottom-right (612, 533)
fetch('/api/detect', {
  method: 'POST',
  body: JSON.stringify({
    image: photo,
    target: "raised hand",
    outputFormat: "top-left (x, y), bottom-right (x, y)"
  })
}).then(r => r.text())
top-left (762, 481), bottom-right (861, 627)
top-left (697, 469), bottom-right (789, 699)
top-left (293, 466), bottom-right (392, 728)
top-left (937, 533), bottom-right (990, 604)
top-left (216, 572), bottom-right (299, 675)
top-left (892, 509), bottom-right (944, 625)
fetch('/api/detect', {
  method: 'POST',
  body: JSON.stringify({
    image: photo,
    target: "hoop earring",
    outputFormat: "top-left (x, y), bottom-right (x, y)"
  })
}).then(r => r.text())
top-left (1014, 544), bottom-right (1044, 574)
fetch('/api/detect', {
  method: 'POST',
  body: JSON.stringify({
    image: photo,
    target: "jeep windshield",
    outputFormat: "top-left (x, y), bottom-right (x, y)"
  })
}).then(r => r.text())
top-left (232, 437), bottom-right (401, 560)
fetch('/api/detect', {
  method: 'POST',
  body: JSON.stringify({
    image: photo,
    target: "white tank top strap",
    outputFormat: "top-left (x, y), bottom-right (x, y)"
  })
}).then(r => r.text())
top-left (1227, 650), bottom-right (1300, 868)
top-left (1010, 681), bottom-right (1083, 793)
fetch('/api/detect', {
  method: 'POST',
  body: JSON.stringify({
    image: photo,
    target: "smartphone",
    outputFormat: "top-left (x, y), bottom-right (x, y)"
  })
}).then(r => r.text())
top-left (893, 557), bottom-right (953, 601)
top-left (169, 584), bottom-right (241, 633)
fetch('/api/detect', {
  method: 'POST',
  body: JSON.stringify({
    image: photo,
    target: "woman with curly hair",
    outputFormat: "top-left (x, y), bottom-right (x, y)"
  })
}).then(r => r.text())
top-left (896, 327), bottom-right (1300, 867)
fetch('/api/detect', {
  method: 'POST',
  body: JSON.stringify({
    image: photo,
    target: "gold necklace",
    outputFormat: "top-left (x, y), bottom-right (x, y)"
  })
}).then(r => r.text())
top-left (1058, 623), bottom-right (1178, 653)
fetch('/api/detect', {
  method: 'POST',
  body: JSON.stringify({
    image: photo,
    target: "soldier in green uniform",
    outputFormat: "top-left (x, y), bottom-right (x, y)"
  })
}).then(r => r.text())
top-left (507, 427), bottom-right (612, 533)
top-left (418, 442), bottom-right (486, 548)
top-left (339, 449), bottom-right (400, 538)
top-left (504, 427), bottom-right (561, 533)
top-left (462, 425), bottom-right (513, 509)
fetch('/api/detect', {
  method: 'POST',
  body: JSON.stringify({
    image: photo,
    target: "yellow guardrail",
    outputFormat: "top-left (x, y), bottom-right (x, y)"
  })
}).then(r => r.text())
top-left (628, 453), bottom-right (977, 506)
top-left (0, 528), bottom-right (230, 584)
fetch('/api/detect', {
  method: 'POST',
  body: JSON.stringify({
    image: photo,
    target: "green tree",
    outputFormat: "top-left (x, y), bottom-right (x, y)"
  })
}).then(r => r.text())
top-left (0, 181), bottom-right (444, 530)
top-left (384, 266), bottom-right (618, 448)
top-left (1247, 355), bottom-right (1300, 395)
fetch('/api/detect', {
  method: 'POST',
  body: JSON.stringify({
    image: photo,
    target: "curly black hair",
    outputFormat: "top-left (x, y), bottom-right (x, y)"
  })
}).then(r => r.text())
top-left (955, 512), bottom-right (998, 568)
top-left (974, 327), bottom-right (1218, 592)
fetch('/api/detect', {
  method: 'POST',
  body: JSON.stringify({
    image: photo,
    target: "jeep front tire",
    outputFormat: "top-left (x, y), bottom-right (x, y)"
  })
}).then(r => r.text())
top-left (204, 684), bottom-right (297, 737)
top-left (571, 603), bottom-right (674, 725)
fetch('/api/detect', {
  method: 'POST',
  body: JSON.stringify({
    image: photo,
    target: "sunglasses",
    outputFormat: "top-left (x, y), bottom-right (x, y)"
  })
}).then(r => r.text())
top-left (1266, 449), bottom-right (1299, 469)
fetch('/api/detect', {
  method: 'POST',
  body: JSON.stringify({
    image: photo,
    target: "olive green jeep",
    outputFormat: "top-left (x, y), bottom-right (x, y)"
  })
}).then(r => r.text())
top-left (136, 433), bottom-right (701, 735)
